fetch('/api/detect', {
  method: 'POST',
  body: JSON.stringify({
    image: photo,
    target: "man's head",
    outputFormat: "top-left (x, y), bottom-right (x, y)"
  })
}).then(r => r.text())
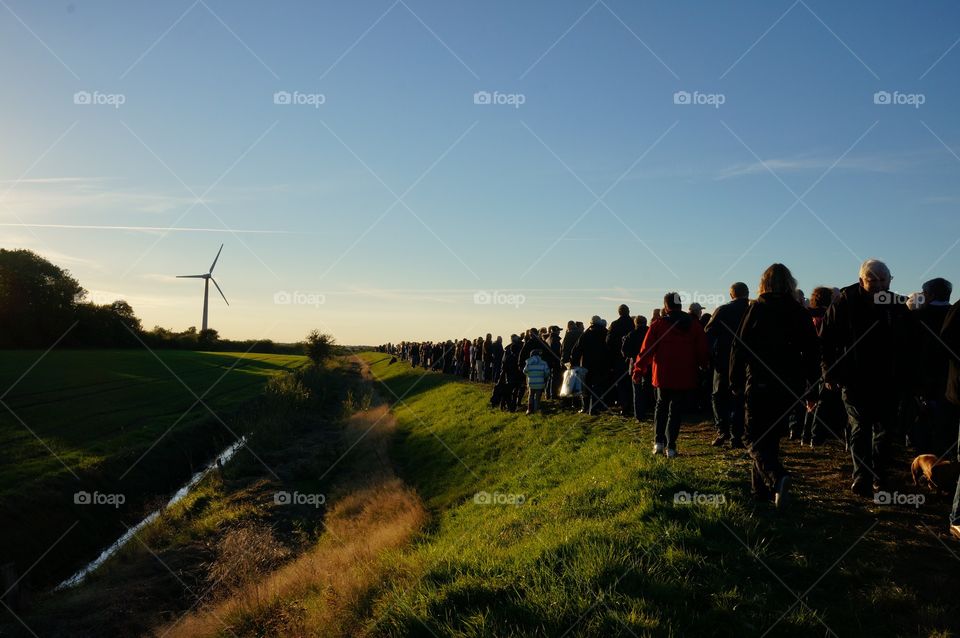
top-left (859, 259), bottom-right (892, 293)
top-left (688, 302), bottom-right (703, 318)
top-left (663, 292), bottom-right (682, 312)
top-left (922, 277), bottom-right (953, 304)
top-left (730, 282), bottom-right (749, 300)
top-left (810, 286), bottom-right (833, 309)
top-left (635, 315), bottom-right (647, 329)
top-left (590, 315), bottom-right (603, 327)
top-left (618, 304), bottom-right (630, 317)
top-left (566, 320), bottom-right (576, 331)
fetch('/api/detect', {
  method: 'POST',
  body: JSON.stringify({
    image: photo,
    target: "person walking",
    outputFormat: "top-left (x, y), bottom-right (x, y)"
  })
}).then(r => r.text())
top-left (523, 349), bottom-right (551, 414)
top-left (820, 259), bottom-right (912, 497)
top-left (704, 282), bottom-right (750, 449)
top-left (730, 264), bottom-right (820, 509)
top-left (571, 316), bottom-right (609, 415)
top-left (938, 297), bottom-right (960, 540)
top-left (621, 315), bottom-right (649, 422)
top-left (607, 304), bottom-right (635, 416)
top-left (634, 293), bottom-right (709, 457)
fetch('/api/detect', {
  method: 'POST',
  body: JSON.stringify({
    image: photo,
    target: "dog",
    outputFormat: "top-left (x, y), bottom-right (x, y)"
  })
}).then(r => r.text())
top-left (911, 454), bottom-right (960, 494)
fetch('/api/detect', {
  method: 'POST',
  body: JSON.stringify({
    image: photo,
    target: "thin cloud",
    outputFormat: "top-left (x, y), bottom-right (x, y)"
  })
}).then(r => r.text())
top-left (715, 155), bottom-right (913, 180)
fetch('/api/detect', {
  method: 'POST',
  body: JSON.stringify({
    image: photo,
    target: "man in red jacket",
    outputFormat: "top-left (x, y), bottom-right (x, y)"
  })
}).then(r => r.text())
top-left (634, 292), bottom-right (710, 457)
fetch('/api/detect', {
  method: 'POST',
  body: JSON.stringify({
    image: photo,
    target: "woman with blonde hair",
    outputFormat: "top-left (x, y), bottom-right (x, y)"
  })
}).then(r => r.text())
top-left (730, 263), bottom-right (820, 508)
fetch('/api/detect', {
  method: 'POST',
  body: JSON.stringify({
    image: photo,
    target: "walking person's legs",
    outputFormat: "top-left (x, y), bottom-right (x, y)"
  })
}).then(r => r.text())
top-left (665, 389), bottom-right (685, 455)
top-left (712, 368), bottom-right (731, 445)
top-left (632, 380), bottom-right (645, 423)
top-left (653, 387), bottom-right (668, 452)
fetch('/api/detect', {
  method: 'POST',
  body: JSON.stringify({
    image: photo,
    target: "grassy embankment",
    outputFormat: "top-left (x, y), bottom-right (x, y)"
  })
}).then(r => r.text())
top-left (336, 353), bottom-right (959, 637)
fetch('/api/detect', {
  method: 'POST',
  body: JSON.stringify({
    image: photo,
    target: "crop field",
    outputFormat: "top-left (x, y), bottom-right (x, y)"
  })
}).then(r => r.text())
top-left (0, 349), bottom-right (308, 494)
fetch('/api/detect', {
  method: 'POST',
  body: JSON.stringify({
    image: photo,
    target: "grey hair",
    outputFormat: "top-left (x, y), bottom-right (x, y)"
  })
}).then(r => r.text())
top-left (859, 258), bottom-right (890, 281)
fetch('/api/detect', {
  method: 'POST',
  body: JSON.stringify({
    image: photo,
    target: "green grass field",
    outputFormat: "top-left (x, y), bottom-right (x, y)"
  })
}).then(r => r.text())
top-left (0, 349), bottom-right (308, 493)
top-left (353, 352), bottom-right (960, 637)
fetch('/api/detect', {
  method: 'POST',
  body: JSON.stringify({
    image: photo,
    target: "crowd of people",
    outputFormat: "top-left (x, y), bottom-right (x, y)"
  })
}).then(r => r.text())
top-left (378, 259), bottom-right (960, 537)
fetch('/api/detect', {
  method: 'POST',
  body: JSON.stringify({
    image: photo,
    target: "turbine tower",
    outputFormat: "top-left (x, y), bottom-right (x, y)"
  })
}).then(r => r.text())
top-left (177, 244), bottom-right (229, 332)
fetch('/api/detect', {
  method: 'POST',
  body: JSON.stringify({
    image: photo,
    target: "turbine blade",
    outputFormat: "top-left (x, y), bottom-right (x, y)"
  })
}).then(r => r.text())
top-left (176, 274), bottom-right (207, 278)
top-left (211, 277), bottom-right (229, 306)
top-left (209, 243), bottom-right (224, 274)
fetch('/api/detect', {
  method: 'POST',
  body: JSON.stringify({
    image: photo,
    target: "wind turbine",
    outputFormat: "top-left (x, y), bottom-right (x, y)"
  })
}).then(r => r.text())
top-left (177, 244), bottom-right (229, 332)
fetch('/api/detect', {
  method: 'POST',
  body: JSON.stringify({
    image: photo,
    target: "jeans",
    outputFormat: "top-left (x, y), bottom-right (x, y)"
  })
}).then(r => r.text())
top-left (527, 388), bottom-right (544, 413)
top-left (632, 379), bottom-right (647, 422)
top-left (615, 360), bottom-right (633, 415)
top-left (712, 367), bottom-right (744, 440)
top-left (843, 389), bottom-right (894, 485)
top-left (654, 388), bottom-right (687, 450)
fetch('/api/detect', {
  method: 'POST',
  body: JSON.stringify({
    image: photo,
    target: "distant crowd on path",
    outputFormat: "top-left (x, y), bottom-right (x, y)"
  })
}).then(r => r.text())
top-left (377, 258), bottom-right (960, 538)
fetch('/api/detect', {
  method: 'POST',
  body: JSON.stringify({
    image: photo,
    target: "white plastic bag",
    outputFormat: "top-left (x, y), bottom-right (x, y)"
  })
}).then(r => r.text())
top-left (560, 366), bottom-right (587, 397)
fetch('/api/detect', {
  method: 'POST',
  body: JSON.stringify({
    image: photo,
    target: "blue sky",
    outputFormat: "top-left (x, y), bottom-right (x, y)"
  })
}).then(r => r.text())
top-left (2, 0), bottom-right (960, 344)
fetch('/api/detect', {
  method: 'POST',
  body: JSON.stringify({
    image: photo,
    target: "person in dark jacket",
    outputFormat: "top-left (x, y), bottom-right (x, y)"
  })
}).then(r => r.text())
top-left (545, 326), bottom-right (563, 399)
top-left (481, 333), bottom-right (493, 381)
top-left (820, 259), bottom-right (912, 497)
top-left (489, 336), bottom-right (504, 383)
top-left (571, 316), bottom-right (609, 415)
top-left (494, 335), bottom-right (523, 411)
top-left (731, 264), bottom-right (820, 508)
top-left (802, 286), bottom-right (846, 448)
top-left (939, 298), bottom-right (960, 540)
top-left (560, 320), bottom-right (581, 365)
top-left (634, 293), bottom-right (709, 456)
top-left (607, 304), bottom-right (635, 415)
top-left (621, 315), bottom-right (649, 423)
top-left (704, 282), bottom-right (750, 449)
top-left (911, 278), bottom-right (955, 455)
